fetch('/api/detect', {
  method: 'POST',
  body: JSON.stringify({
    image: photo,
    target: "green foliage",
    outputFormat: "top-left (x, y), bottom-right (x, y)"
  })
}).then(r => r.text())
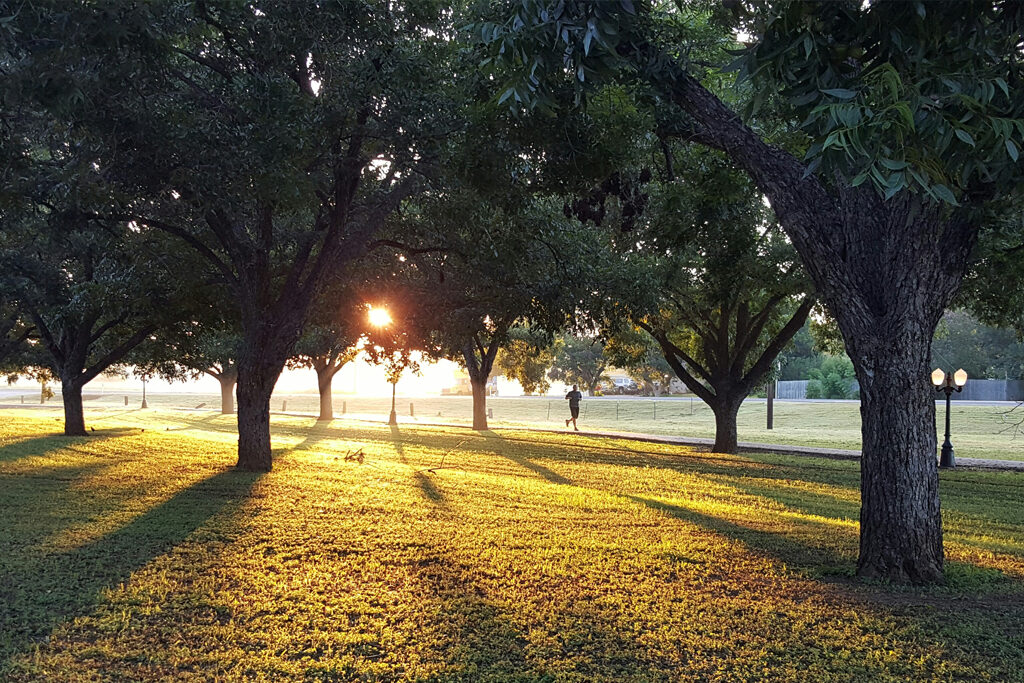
top-left (962, 194), bottom-right (1024, 337)
top-left (495, 325), bottom-right (555, 395)
top-left (932, 311), bottom-right (1024, 380)
top-left (731, 1), bottom-right (1024, 202)
top-left (806, 355), bottom-right (857, 400)
top-left (548, 334), bottom-right (608, 394)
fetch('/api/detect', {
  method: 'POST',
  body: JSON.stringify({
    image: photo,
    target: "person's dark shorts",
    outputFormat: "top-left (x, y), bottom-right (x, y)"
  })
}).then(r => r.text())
top-left (570, 405), bottom-right (580, 418)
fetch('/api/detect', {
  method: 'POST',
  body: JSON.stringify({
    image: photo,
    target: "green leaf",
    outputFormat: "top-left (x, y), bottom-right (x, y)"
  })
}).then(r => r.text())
top-left (879, 158), bottom-right (907, 170)
top-left (1006, 139), bottom-right (1020, 162)
top-left (820, 88), bottom-right (857, 100)
top-left (801, 157), bottom-right (822, 179)
top-left (931, 184), bottom-right (958, 206)
top-left (954, 128), bottom-right (976, 147)
top-left (995, 77), bottom-right (1009, 98)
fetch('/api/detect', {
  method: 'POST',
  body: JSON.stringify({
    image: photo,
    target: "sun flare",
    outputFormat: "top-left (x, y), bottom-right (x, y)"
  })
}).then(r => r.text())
top-left (367, 306), bottom-right (392, 327)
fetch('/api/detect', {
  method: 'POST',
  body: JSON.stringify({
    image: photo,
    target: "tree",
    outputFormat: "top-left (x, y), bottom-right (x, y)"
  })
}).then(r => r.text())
top-left (612, 163), bottom-right (812, 453)
top-left (777, 324), bottom-right (823, 381)
top-left (6, 1), bottom-right (469, 469)
top-left (139, 323), bottom-right (242, 416)
top-left (0, 302), bottom-right (33, 376)
top-left (549, 335), bottom-right (608, 396)
top-left (496, 326), bottom-right (555, 395)
top-left (289, 319), bottom-right (359, 422)
top-left (484, 0), bottom-right (1024, 582)
top-left (362, 297), bottom-right (423, 426)
top-left (0, 210), bottom-right (189, 434)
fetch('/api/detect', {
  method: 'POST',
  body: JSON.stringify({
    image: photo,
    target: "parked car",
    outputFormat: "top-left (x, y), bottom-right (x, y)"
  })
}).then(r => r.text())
top-left (606, 377), bottom-right (639, 395)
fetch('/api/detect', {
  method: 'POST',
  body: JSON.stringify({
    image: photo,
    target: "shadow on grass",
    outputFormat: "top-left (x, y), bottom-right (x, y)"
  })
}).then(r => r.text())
top-left (390, 426), bottom-right (446, 505)
top-left (726, 478), bottom-right (861, 523)
top-left (627, 494), bottom-right (851, 574)
top-left (0, 429), bottom-right (141, 464)
top-left (404, 541), bottom-right (671, 678)
top-left (164, 412), bottom-right (233, 433)
top-left (0, 467), bottom-right (263, 670)
top-left (478, 430), bottom-right (574, 486)
top-left (291, 420), bottom-right (345, 454)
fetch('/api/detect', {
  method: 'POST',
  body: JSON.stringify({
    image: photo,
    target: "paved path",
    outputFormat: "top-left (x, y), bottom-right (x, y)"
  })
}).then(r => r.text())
top-left (363, 416), bottom-right (1024, 472)
top-left (522, 425), bottom-right (1024, 471)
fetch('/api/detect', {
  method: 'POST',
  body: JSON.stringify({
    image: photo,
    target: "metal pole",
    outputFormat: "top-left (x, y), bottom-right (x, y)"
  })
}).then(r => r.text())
top-left (388, 381), bottom-right (398, 425)
top-left (939, 385), bottom-right (955, 468)
top-left (766, 380), bottom-right (774, 430)
top-left (653, 399), bottom-right (657, 420)
top-left (141, 379), bottom-right (148, 409)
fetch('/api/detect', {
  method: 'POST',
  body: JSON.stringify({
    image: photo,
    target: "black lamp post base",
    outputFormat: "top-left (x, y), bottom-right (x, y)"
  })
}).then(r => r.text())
top-left (939, 441), bottom-right (955, 468)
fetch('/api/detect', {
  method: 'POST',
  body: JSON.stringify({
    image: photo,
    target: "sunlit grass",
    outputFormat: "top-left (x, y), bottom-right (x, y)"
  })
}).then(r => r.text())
top-left (2, 408), bottom-right (1023, 681)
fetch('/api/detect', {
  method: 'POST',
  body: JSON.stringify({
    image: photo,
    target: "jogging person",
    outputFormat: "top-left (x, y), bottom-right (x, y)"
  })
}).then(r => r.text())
top-left (565, 384), bottom-right (582, 431)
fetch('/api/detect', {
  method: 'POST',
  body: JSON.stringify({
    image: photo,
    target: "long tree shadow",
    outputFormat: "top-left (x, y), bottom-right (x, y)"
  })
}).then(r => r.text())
top-left (389, 425), bottom-right (850, 488)
top-left (627, 494), bottom-right (851, 574)
top-left (390, 425), bottom-right (446, 505)
top-left (478, 430), bottom-right (574, 486)
top-left (0, 467), bottom-right (263, 668)
top-left (291, 419), bottom-right (347, 455)
top-left (0, 429), bottom-right (141, 464)
top-left (726, 478), bottom-right (861, 523)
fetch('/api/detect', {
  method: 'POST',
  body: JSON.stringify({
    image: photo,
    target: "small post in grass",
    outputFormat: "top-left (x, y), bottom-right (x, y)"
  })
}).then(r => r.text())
top-left (766, 380), bottom-right (775, 430)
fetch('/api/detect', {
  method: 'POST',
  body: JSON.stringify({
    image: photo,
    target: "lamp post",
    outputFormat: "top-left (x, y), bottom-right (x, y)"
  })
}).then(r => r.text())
top-left (388, 379), bottom-right (398, 426)
top-left (141, 377), bottom-right (148, 409)
top-left (931, 367), bottom-right (968, 468)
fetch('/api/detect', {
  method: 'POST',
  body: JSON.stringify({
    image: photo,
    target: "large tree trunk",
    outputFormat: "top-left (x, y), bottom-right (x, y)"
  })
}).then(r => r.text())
top-left (235, 361), bottom-right (279, 472)
top-left (62, 379), bottom-right (86, 436)
top-left (853, 333), bottom-right (942, 582)
top-left (316, 366), bottom-right (334, 422)
top-left (710, 398), bottom-right (741, 454)
top-left (653, 60), bottom-right (976, 583)
top-left (817, 199), bottom-right (971, 583)
top-left (471, 378), bottom-right (488, 430)
top-left (218, 371), bottom-right (237, 415)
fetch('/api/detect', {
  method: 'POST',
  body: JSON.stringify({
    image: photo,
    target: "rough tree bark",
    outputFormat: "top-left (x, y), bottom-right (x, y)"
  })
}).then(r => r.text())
top-left (711, 395), bottom-right (742, 454)
top-left (651, 61), bottom-right (976, 581)
top-left (235, 353), bottom-right (283, 472)
top-left (220, 373), bottom-right (236, 415)
top-left (61, 379), bottom-right (86, 436)
top-left (309, 349), bottom-right (356, 422)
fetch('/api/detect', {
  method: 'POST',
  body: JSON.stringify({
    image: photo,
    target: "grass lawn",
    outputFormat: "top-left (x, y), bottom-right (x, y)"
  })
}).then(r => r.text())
top-left (2, 407), bottom-right (1024, 681)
